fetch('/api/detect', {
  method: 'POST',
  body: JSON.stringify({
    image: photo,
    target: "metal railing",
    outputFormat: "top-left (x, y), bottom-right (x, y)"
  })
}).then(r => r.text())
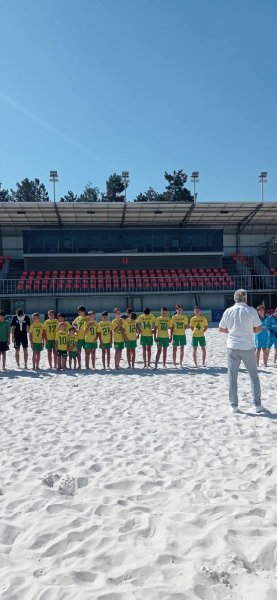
top-left (0, 275), bottom-right (276, 296)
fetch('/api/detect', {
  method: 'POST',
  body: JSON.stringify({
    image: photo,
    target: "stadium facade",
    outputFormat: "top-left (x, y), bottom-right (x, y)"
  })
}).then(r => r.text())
top-left (0, 201), bottom-right (276, 316)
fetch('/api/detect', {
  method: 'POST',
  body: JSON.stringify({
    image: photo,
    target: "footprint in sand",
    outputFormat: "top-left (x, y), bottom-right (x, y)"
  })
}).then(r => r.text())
top-left (57, 474), bottom-right (76, 496)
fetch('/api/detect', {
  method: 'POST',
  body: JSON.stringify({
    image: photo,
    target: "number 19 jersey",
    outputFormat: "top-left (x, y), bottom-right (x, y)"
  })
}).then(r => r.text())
top-left (171, 314), bottom-right (188, 334)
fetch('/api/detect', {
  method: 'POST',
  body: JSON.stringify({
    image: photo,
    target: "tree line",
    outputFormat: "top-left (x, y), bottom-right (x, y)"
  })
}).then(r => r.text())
top-left (0, 170), bottom-right (193, 203)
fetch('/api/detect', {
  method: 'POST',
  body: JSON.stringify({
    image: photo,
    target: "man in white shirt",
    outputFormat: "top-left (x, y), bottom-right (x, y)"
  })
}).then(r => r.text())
top-left (219, 289), bottom-right (265, 414)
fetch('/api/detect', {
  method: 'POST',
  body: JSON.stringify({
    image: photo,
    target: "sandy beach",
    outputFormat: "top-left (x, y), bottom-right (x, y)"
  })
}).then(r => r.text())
top-left (0, 329), bottom-right (277, 600)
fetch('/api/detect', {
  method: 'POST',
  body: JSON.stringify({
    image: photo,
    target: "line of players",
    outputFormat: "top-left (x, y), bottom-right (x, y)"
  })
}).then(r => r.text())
top-left (0, 305), bottom-right (209, 370)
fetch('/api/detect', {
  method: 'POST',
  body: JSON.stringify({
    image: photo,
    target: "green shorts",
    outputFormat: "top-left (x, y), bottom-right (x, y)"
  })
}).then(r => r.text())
top-left (46, 340), bottom-right (55, 350)
top-left (173, 334), bottom-right (187, 346)
top-left (157, 337), bottom-right (170, 348)
top-left (77, 340), bottom-right (86, 350)
top-left (33, 343), bottom-right (43, 352)
top-left (85, 342), bottom-right (97, 350)
top-left (101, 342), bottom-right (111, 350)
top-left (140, 336), bottom-right (153, 347)
top-left (114, 342), bottom-right (124, 350)
top-left (69, 351), bottom-right (77, 359)
top-left (57, 349), bottom-right (68, 357)
top-left (192, 336), bottom-right (206, 347)
top-left (125, 340), bottom-right (137, 349)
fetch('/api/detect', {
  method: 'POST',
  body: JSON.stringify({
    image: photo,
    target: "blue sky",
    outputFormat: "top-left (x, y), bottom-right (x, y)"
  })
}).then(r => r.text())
top-left (0, 0), bottom-right (276, 202)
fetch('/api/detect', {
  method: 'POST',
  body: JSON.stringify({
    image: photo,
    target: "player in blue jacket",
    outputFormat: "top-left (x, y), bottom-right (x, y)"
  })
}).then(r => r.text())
top-left (267, 307), bottom-right (277, 365)
top-left (255, 305), bottom-right (269, 366)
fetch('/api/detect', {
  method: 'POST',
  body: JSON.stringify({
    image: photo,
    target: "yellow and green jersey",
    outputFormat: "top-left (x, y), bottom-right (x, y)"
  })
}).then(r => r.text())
top-left (111, 318), bottom-right (125, 343)
top-left (55, 330), bottom-right (68, 350)
top-left (43, 318), bottom-right (58, 341)
top-left (137, 314), bottom-right (155, 337)
top-left (155, 316), bottom-right (172, 338)
top-left (85, 321), bottom-right (98, 343)
top-left (123, 318), bottom-right (138, 341)
top-left (190, 315), bottom-right (208, 337)
top-left (29, 322), bottom-right (44, 343)
top-left (97, 321), bottom-right (112, 344)
top-left (72, 315), bottom-right (89, 340)
top-left (68, 335), bottom-right (78, 352)
top-left (171, 314), bottom-right (188, 335)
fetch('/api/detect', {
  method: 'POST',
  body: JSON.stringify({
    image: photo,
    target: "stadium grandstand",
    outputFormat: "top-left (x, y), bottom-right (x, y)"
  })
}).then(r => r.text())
top-left (0, 201), bottom-right (276, 318)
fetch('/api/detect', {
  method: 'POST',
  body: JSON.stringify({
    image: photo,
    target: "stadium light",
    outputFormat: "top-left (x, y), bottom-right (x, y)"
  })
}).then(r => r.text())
top-left (191, 171), bottom-right (199, 202)
top-left (122, 171), bottom-right (129, 203)
top-left (259, 171), bottom-right (267, 203)
top-left (49, 170), bottom-right (59, 203)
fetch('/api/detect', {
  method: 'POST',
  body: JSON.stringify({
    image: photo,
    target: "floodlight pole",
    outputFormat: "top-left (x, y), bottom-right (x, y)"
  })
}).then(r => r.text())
top-left (259, 171), bottom-right (267, 203)
top-left (122, 171), bottom-right (129, 203)
top-left (49, 170), bottom-right (59, 203)
top-left (191, 171), bottom-right (199, 203)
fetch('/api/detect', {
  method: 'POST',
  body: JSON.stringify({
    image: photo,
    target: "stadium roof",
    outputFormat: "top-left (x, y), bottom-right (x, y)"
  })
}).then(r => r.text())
top-left (0, 201), bottom-right (277, 233)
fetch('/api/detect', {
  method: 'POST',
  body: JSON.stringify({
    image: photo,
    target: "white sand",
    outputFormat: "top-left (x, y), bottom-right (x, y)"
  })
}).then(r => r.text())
top-left (0, 329), bottom-right (277, 600)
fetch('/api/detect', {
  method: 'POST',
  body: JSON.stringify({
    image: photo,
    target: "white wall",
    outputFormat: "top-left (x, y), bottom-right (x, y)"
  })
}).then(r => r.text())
top-left (224, 233), bottom-right (275, 256)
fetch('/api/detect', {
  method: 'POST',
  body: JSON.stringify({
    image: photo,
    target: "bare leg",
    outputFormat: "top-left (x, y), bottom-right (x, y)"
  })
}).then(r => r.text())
top-left (91, 349), bottom-right (96, 368)
top-left (256, 348), bottom-right (261, 366)
top-left (127, 348), bottom-right (131, 368)
top-left (202, 347), bottom-right (206, 366)
top-left (107, 349), bottom-right (110, 368)
top-left (85, 350), bottom-right (90, 369)
top-left (15, 348), bottom-right (20, 367)
top-left (131, 348), bottom-right (136, 368)
top-left (23, 348), bottom-right (28, 368)
top-left (47, 349), bottom-right (53, 368)
top-left (192, 346), bottom-right (198, 367)
top-left (142, 346), bottom-right (147, 367)
top-left (180, 345), bottom-right (184, 366)
top-left (163, 347), bottom-right (167, 367)
top-left (147, 346), bottom-right (151, 366)
top-left (173, 345), bottom-right (177, 366)
top-left (155, 347), bottom-right (162, 368)
top-left (102, 349), bottom-right (106, 369)
top-left (262, 348), bottom-right (268, 366)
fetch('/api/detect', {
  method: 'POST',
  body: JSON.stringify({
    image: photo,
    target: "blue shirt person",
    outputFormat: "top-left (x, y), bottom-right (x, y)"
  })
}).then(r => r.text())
top-left (255, 305), bottom-right (269, 367)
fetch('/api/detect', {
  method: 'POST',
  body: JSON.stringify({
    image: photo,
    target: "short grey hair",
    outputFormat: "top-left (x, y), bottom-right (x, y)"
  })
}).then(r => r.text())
top-left (234, 289), bottom-right (247, 303)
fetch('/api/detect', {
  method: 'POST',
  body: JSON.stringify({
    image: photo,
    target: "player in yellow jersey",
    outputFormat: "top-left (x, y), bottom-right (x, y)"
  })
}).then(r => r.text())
top-left (57, 313), bottom-right (71, 330)
top-left (137, 307), bottom-right (156, 368)
top-left (67, 326), bottom-right (78, 369)
top-left (55, 321), bottom-right (68, 370)
top-left (123, 312), bottom-right (138, 368)
top-left (154, 307), bottom-right (172, 368)
top-left (72, 306), bottom-right (89, 369)
top-left (170, 304), bottom-right (189, 367)
top-left (43, 309), bottom-right (58, 368)
top-left (190, 306), bottom-right (208, 367)
top-left (84, 311), bottom-right (98, 369)
top-left (29, 313), bottom-right (44, 370)
top-left (111, 307), bottom-right (125, 370)
top-left (97, 311), bottom-right (112, 369)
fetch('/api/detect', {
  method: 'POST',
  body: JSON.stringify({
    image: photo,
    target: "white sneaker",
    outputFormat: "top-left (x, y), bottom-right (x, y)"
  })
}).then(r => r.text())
top-left (255, 405), bottom-right (266, 413)
top-left (231, 406), bottom-right (239, 414)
